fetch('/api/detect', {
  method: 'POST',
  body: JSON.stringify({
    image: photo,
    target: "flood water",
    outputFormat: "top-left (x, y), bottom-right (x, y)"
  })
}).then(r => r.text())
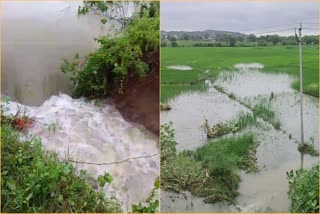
top-left (161, 63), bottom-right (319, 212)
top-left (1, 1), bottom-right (119, 106)
top-left (2, 2), bottom-right (159, 212)
top-left (6, 94), bottom-right (159, 211)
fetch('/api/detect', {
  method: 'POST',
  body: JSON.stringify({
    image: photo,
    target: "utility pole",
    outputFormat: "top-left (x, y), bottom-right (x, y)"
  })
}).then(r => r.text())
top-left (295, 23), bottom-right (304, 169)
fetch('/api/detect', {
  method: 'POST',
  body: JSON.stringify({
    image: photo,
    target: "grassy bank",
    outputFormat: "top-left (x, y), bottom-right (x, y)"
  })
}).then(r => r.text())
top-left (161, 46), bottom-right (319, 101)
top-left (1, 124), bottom-right (121, 212)
top-left (161, 123), bottom-right (258, 204)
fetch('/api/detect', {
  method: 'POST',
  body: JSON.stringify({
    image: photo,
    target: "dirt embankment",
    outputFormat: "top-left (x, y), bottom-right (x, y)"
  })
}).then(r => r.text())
top-left (113, 50), bottom-right (159, 136)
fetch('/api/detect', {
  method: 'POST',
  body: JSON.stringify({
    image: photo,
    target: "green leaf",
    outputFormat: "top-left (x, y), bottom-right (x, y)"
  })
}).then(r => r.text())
top-left (101, 19), bottom-right (107, 24)
top-left (7, 179), bottom-right (16, 191)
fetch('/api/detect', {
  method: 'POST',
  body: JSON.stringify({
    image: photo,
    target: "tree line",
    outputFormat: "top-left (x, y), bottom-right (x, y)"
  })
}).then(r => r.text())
top-left (161, 33), bottom-right (319, 47)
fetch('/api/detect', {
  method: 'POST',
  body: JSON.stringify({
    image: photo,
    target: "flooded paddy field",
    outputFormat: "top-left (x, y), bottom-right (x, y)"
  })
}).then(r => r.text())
top-left (160, 62), bottom-right (319, 212)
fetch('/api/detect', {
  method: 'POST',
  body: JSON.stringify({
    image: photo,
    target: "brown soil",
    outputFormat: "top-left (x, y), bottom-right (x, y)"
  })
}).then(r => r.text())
top-left (112, 50), bottom-right (159, 136)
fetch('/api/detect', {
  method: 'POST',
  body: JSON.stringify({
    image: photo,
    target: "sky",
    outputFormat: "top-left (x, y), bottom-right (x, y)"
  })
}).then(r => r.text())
top-left (161, 2), bottom-right (319, 35)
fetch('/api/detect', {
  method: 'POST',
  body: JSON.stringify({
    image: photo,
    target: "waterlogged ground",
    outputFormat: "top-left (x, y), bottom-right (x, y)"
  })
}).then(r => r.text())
top-left (6, 94), bottom-right (159, 212)
top-left (161, 63), bottom-right (319, 212)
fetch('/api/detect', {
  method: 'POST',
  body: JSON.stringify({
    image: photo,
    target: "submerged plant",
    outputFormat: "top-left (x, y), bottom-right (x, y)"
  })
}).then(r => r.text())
top-left (298, 142), bottom-right (319, 156)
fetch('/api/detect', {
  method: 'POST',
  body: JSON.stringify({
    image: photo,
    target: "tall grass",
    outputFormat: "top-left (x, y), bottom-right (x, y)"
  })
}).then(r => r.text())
top-left (252, 102), bottom-right (281, 129)
top-left (194, 134), bottom-right (258, 173)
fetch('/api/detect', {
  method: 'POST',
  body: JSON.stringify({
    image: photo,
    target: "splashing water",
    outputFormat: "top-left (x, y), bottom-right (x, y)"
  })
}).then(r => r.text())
top-left (5, 94), bottom-right (159, 211)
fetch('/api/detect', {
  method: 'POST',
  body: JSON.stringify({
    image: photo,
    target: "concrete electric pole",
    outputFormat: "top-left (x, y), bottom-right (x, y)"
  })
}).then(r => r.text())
top-left (295, 23), bottom-right (304, 169)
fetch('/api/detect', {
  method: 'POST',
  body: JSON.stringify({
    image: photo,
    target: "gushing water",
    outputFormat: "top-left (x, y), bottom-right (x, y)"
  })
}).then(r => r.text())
top-left (6, 94), bottom-right (159, 211)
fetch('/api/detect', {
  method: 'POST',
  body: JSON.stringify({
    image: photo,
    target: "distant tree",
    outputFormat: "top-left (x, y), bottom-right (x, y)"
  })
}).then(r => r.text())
top-left (190, 35), bottom-right (202, 40)
top-left (228, 36), bottom-right (236, 47)
top-left (171, 41), bottom-right (178, 47)
top-left (247, 34), bottom-right (257, 42)
top-left (168, 35), bottom-right (177, 42)
top-left (303, 35), bottom-right (319, 45)
top-left (204, 33), bottom-right (210, 39)
top-left (161, 41), bottom-right (167, 47)
top-left (182, 34), bottom-right (190, 40)
top-left (267, 35), bottom-right (281, 45)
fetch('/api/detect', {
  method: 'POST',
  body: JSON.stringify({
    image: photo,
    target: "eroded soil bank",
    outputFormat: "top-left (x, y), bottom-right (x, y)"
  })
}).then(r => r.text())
top-left (113, 51), bottom-right (160, 136)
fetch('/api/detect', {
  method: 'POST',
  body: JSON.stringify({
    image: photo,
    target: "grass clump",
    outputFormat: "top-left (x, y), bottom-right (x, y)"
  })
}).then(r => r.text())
top-left (298, 143), bottom-right (319, 156)
top-left (252, 102), bottom-right (281, 129)
top-left (1, 124), bottom-right (121, 213)
top-left (287, 165), bottom-right (319, 213)
top-left (161, 122), bottom-right (259, 204)
top-left (194, 134), bottom-right (258, 173)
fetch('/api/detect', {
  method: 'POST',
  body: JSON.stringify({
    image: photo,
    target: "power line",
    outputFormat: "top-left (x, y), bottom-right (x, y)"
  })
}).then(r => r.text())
top-left (239, 23), bottom-right (297, 32)
top-left (253, 28), bottom-right (295, 35)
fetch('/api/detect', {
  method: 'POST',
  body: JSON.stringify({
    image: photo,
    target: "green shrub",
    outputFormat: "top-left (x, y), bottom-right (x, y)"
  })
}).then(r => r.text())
top-left (160, 122), bottom-right (177, 163)
top-left (287, 165), bottom-right (319, 213)
top-left (61, 2), bottom-right (159, 98)
top-left (1, 124), bottom-right (121, 212)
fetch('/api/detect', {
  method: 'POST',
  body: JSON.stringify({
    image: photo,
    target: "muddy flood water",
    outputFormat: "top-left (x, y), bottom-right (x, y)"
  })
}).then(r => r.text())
top-left (161, 63), bottom-right (319, 212)
top-left (2, 2), bottom-right (159, 211)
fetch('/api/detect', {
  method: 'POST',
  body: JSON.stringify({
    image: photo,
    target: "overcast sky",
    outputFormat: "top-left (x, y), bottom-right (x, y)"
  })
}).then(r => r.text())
top-left (161, 2), bottom-right (319, 35)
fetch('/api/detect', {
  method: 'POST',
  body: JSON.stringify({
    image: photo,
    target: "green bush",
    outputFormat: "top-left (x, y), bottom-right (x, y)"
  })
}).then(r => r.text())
top-left (61, 2), bottom-right (159, 98)
top-left (1, 124), bottom-right (121, 212)
top-left (160, 122), bottom-right (177, 163)
top-left (287, 165), bottom-right (319, 213)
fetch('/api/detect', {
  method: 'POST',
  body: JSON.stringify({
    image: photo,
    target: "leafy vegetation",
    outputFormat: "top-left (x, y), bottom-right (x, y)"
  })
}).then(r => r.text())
top-left (61, 2), bottom-right (159, 98)
top-left (298, 143), bottom-right (319, 156)
top-left (287, 165), bottom-right (319, 213)
top-left (162, 30), bottom-right (319, 47)
top-left (252, 102), bottom-right (281, 129)
top-left (1, 124), bottom-right (121, 212)
top-left (131, 178), bottom-right (159, 213)
top-left (160, 123), bottom-right (259, 204)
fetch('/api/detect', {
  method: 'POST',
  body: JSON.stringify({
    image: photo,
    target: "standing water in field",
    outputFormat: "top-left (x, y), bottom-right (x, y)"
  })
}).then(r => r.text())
top-left (161, 63), bottom-right (318, 212)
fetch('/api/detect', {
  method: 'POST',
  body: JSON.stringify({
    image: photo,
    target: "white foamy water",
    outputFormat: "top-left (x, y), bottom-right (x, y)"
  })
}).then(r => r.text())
top-left (5, 94), bottom-right (159, 211)
top-left (167, 65), bottom-right (193, 70)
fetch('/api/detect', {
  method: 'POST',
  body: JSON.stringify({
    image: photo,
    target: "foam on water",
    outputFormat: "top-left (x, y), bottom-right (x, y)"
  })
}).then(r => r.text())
top-left (6, 94), bottom-right (159, 211)
top-left (166, 65), bottom-right (193, 70)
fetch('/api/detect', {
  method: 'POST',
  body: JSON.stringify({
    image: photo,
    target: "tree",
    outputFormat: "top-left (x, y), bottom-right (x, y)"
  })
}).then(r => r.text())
top-left (228, 36), bottom-right (236, 47)
top-left (171, 41), bottom-right (178, 47)
top-left (247, 34), bottom-right (257, 42)
top-left (168, 35), bottom-right (177, 42)
top-left (182, 34), bottom-right (190, 40)
top-left (161, 41), bottom-right (167, 47)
